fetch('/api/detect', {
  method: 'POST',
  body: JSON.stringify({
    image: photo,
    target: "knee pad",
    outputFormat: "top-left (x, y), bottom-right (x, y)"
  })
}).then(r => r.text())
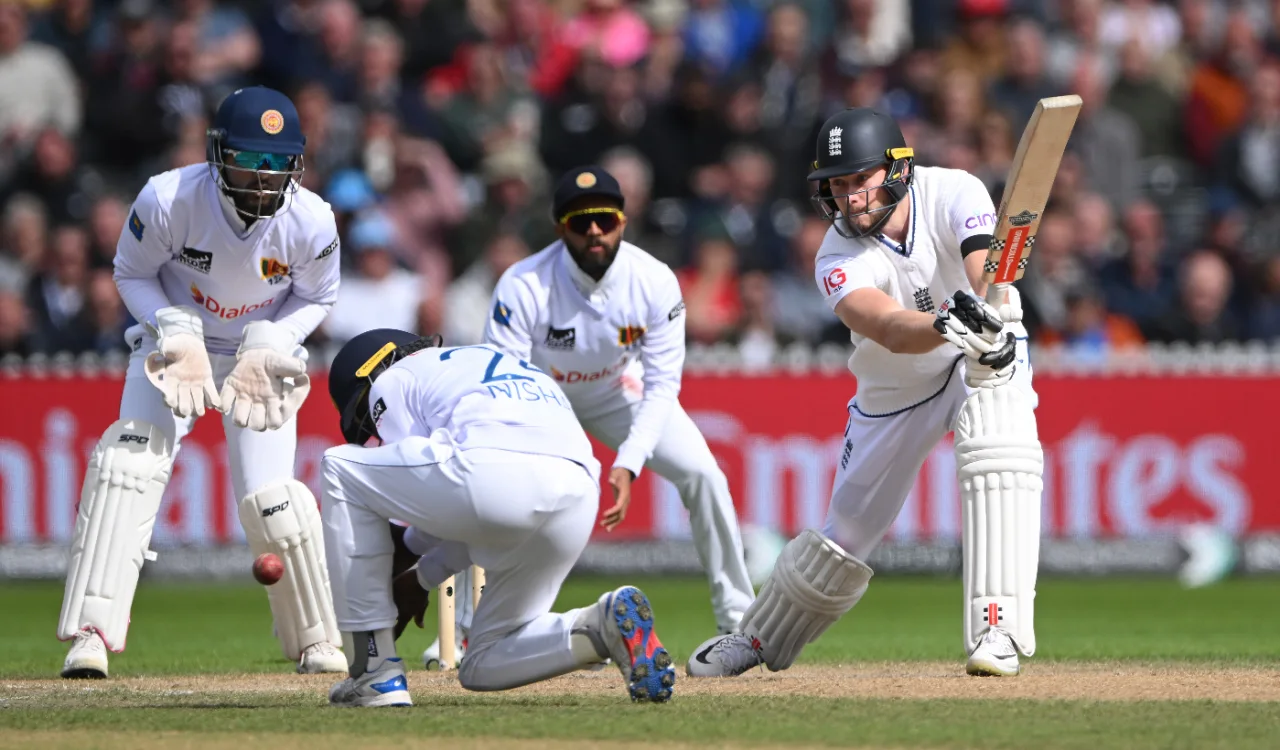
top-left (58, 420), bottom-right (173, 651)
top-left (738, 528), bottom-right (873, 671)
top-left (956, 385), bottom-right (1044, 657)
top-left (238, 480), bottom-right (340, 660)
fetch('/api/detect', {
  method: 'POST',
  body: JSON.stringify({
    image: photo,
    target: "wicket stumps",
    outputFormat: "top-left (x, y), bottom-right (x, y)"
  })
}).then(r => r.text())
top-left (436, 566), bottom-right (484, 671)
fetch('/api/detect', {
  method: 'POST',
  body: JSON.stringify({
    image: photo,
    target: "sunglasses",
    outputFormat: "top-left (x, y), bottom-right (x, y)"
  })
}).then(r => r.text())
top-left (226, 150), bottom-right (294, 171)
top-left (560, 207), bottom-right (624, 235)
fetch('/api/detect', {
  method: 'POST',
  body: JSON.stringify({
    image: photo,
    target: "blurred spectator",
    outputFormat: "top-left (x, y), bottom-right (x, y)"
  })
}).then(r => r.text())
top-left (30, 0), bottom-right (111, 84)
top-left (1184, 7), bottom-right (1260, 168)
top-left (448, 143), bottom-right (555, 274)
top-left (1099, 199), bottom-right (1179, 331)
top-left (1216, 61), bottom-right (1280, 210)
top-left (172, 0), bottom-right (261, 90)
top-left (600, 146), bottom-right (681, 268)
top-left (1248, 256), bottom-right (1280, 341)
top-left (827, 0), bottom-right (912, 71)
top-left (82, 0), bottom-right (170, 180)
top-left (26, 222), bottom-right (90, 354)
top-left (1099, 0), bottom-right (1182, 59)
top-left (728, 270), bottom-right (798, 369)
top-left (1107, 38), bottom-right (1183, 160)
top-left (770, 216), bottom-right (843, 344)
top-left (1150, 0), bottom-right (1220, 99)
top-left (443, 231), bottom-right (529, 346)
top-left (749, 3), bottom-right (822, 159)
top-left (320, 208), bottom-right (426, 345)
top-left (294, 80), bottom-right (362, 192)
top-left (681, 0), bottom-right (765, 79)
top-left (1045, 0), bottom-right (1113, 90)
top-left (434, 41), bottom-right (538, 171)
top-left (1037, 283), bottom-right (1145, 361)
top-left (358, 17), bottom-right (438, 139)
top-left (87, 193), bottom-right (127, 269)
top-left (938, 0), bottom-right (1008, 87)
top-left (370, 0), bottom-right (475, 84)
top-left (678, 221), bottom-right (741, 344)
top-left (1142, 249), bottom-right (1244, 344)
top-left (986, 17), bottom-right (1059, 131)
top-left (5, 126), bottom-right (98, 226)
top-left (0, 289), bottom-right (32, 357)
top-left (1069, 51), bottom-right (1141, 211)
top-left (82, 268), bottom-right (131, 355)
top-left (1073, 190), bottom-right (1122, 266)
top-left (0, 0), bottom-right (82, 180)
top-left (4, 193), bottom-right (48, 279)
top-left (687, 142), bottom-right (794, 272)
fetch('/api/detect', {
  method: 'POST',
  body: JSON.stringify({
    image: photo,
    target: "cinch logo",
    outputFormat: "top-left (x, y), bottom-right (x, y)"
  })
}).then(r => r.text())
top-left (550, 358), bottom-right (629, 384)
top-left (190, 283), bottom-right (275, 319)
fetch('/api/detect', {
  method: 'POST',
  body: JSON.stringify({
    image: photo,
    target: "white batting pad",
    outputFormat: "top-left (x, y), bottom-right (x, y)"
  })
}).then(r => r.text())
top-left (955, 385), bottom-right (1044, 657)
top-left (739, 528), bottom-right (873, 671)
top-left (58, 420), bottom-right (173, 651)
top-left (237, 480), bottom-right (340, 660)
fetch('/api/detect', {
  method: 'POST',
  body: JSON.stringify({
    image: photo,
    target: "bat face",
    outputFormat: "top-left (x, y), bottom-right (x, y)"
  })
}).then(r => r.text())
top-left (982, 95), bottom-right (1083, 290)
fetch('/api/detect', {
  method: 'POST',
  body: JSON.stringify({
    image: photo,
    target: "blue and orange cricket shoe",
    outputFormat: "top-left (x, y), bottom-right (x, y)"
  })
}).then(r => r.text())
top-left (598, 586), bottom-right (675, 702)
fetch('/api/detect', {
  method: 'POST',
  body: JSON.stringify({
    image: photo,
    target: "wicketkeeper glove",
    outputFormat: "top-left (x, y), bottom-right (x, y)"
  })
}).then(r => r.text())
top-left (218, 320), bottom-right (311, 431)
top-left (144, 306), bottom-right (221, 418)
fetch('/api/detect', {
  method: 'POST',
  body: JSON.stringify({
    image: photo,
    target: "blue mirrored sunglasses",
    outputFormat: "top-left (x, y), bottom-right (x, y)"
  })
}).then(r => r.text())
top-left (227, 151), bottom-right (293, 171)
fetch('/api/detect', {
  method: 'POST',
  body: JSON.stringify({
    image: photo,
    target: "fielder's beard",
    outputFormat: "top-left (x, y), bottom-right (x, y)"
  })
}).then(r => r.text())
top-left (569, 238), bottom-right (619, 280)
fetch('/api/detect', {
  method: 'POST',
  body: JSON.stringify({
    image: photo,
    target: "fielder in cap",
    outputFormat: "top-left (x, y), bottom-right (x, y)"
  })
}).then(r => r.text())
top-left (57, 86), bottom-right (348, 678)
top-left (687, 107), bottom-right (1042, 678)
top-left (472, 165), bottom-right (756, 643)
top-left (320, 329), bottom-right (676, 706)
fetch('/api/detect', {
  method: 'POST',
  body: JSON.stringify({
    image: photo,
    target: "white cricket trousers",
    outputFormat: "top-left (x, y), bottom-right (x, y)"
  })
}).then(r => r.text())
top-left (117, 344), bottom-right (300, 501)
top-left (824, 351), bottom-right (1039, 560)
top-left (582, 400), bottom-right (755, 631)
top-left (321, 438), bottom-right (599, 691)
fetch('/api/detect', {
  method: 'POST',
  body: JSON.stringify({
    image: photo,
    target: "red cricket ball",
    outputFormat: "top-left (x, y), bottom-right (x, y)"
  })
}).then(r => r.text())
top-left (253, 552), bottom-right (285, 586)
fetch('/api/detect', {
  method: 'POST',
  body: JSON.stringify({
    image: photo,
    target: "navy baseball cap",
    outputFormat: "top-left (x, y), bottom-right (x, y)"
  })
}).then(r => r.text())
top-left (552, 166), bottom-right (625, 220)
top-left (212, 86), bottom-right (305, 155)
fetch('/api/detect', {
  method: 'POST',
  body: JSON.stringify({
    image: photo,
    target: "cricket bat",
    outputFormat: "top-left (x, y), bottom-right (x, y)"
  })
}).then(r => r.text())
top-left (982, 95), bottom-right (1083, 306)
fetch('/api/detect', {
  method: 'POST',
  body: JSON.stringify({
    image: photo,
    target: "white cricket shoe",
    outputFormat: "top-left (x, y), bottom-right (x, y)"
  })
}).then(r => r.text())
top-left (61, 627), bottom-right (108, 679)
top-left (328, 657), bottom-right (413, 707)
top-left (298, 641), bottom-right (349, 674)
top-left (966, 627), bottom-right (1020, 676)
top-left (574, 585), bottom-right (675, 702)
top-left (685, 633), bottom-right (763, 678)
top-left (421, 634), bottom-right (467, 671)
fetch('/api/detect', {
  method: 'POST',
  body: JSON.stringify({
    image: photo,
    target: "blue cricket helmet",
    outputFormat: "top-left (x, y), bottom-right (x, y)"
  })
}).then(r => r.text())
top-left (206, 86), bottom-right (307, 219)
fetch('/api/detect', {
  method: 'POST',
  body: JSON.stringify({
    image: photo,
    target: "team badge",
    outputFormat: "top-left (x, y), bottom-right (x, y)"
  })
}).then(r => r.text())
top-left (617, 325), bottom-right (646, 348)
top-left (260, 258), bottom-right (290, 285)
top-left (260, 109), bottom-right (284, 135)
top-left (575, 172), bottom-right (597, 189)
top-left (128, 210), bottom-right (145, 241)
top-left (493, 300), bottom-right (512, 327)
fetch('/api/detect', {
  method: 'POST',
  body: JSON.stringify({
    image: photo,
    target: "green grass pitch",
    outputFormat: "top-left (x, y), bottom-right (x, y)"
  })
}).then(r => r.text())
top-left (3, 575), bottom-right (1280, 749)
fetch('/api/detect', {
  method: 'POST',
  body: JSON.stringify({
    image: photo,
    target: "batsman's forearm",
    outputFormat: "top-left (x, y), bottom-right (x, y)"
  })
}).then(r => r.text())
top-left (882, 311), bottom-right (949, 354)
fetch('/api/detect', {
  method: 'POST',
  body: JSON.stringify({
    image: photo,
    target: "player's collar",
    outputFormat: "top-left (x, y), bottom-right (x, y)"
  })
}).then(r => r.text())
top-left (560, 241), bottom-right (623, 306)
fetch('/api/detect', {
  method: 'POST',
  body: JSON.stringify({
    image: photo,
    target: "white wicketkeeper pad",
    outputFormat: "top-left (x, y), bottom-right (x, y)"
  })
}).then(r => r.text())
top-left (237, 480), bottom-right (340, 660)
top-left (955, 385), bottom-right (1044, 657)
top-left (739, 528), bottom-right (873, 671)
top-left (58, 420), bottom-right (173, 651)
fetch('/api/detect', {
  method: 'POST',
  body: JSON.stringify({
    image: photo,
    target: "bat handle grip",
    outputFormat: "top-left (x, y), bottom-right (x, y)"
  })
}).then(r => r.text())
top-left (985, 281), bottom-right (1010, 308)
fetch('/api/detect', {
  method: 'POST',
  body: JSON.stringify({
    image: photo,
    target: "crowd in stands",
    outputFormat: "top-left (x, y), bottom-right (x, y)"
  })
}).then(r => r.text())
top-left (2, 0), bottom-right (1279, 367)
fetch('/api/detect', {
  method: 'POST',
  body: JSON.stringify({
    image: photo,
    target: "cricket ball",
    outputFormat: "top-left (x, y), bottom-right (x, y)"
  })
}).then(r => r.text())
top-left (253, 552), bottom-right (285, 586)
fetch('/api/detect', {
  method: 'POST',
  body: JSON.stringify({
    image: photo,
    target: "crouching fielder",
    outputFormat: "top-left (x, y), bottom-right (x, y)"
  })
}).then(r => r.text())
top-left (58, 86), bottom-right (347, 678)
top-left (687, 107), bottom-right (1042, 678)
top-left (321, 329), bottom-right (676, 707)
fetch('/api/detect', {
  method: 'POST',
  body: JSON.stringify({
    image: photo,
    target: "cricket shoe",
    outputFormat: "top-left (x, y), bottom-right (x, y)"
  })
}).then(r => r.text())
top-left (577, 586), bottom-right (675, 702)
top-left (422, 634), bottom-right (467, 671)
top-left (328, 658), bottom-right (413, 707)
top-left (685, 633), bottom-right (763, 678)
top-left (60, 627), bottom-right (108, 679)
top-left (298, 641), bottom-right (349, 674)
top-left (966, 627), bottom-right (1020, 676)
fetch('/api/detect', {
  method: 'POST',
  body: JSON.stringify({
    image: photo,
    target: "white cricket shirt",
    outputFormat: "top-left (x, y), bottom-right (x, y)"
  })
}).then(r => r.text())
top-left (113, 164), bottom-right (341, 355)
top-left (482, 240), bottom-right (686, 477)
top-left (368, 344), bottom-right (601, 483)
top-left (815, 166), bottom-right (997, 415)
